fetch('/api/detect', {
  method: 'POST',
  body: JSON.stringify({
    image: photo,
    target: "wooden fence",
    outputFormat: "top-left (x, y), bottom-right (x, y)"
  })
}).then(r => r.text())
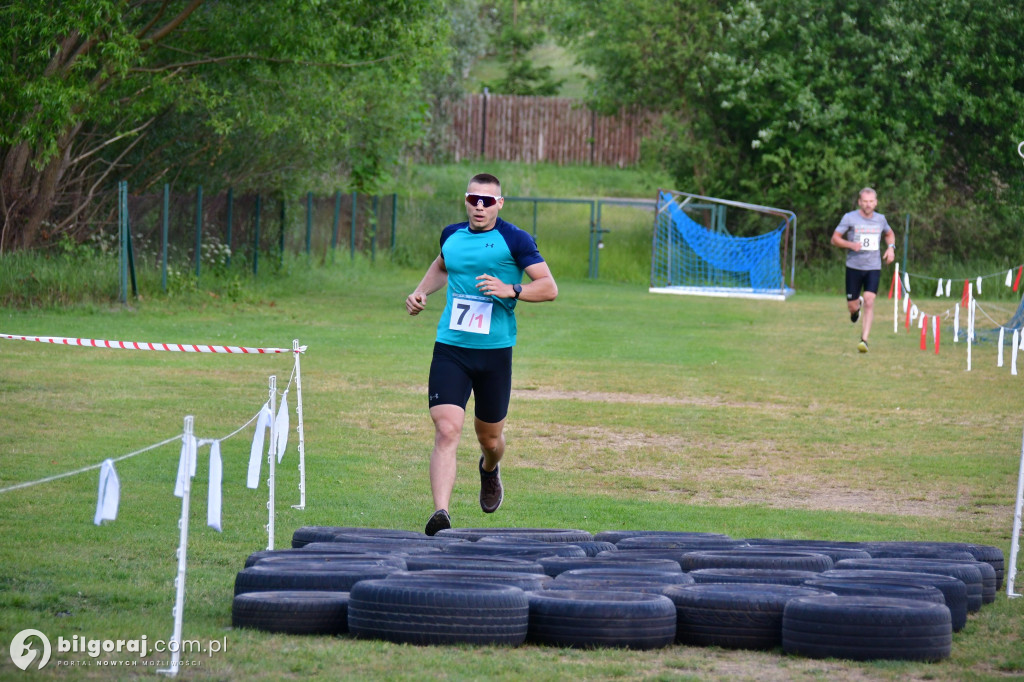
top-left (443, 94), bottom-right (655, 167)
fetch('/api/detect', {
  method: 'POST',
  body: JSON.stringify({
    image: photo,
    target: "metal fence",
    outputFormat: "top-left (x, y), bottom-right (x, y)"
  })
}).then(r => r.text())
top-left (116, 182), bottom-right (659, 302)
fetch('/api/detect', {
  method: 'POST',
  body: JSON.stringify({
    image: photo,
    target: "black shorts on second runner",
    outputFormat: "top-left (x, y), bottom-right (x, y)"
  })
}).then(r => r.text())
top-left (428, 342), bottom-right (513, 423)
top-left (846, 267), bottom-right (881, 300)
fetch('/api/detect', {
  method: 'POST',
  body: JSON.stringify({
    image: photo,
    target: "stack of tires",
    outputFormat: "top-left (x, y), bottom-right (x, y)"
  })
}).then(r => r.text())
top-left (229, 526), bottom-right (1004, 661)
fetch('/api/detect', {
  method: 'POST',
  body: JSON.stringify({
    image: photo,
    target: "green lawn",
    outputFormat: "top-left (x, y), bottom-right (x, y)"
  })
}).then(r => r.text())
top-left (0, 264), bottom-right (1022, 680)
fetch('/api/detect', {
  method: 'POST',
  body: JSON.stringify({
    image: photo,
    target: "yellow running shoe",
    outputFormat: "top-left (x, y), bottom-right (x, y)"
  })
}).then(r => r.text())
top-left (857, 339), bottom-right (869, 353)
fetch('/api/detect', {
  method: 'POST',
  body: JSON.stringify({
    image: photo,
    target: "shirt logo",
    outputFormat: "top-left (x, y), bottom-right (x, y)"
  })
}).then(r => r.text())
top-left (484, 243), bottom-right (495, 248)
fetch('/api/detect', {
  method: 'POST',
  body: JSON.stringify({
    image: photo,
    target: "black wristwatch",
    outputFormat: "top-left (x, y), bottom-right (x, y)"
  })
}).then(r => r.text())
top-left (512, 284), bottom-right (522, 300)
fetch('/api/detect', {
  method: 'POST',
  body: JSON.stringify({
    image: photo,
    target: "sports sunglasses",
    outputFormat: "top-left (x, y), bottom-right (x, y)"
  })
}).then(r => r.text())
top-left (465, 193), bottom-right (501, 208)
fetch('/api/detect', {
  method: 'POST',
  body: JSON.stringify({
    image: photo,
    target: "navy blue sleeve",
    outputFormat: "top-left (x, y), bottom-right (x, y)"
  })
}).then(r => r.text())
top-left (496, 221), bottom-right (545, 269)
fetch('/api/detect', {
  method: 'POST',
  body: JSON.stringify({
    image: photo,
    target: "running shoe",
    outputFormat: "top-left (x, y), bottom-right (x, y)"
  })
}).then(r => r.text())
top-left (857, 339), bottom-right (869, 353)
top-left (425, 509), bottom-right (451, 536)
top-left (479, 456), bottom-right (504, 514)
top-left (851, 296), bottom-right (863, 323)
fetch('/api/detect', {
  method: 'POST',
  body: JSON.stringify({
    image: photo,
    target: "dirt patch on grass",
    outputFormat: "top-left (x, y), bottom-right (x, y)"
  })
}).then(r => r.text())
top-left (513, 421), bottom-right (970, 522)
top-left (514, 388), bottom-right (774, 410)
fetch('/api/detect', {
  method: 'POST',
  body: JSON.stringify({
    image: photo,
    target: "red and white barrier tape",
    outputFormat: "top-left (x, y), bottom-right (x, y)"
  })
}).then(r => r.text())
top-left (0, 334), bottom-right (305, 354)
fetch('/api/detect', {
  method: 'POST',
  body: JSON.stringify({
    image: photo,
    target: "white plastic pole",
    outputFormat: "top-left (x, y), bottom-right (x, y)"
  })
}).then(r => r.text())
top-left (1007, 425), bottom-right (1024, 598)
top-left (266, 376), bottom-right (277, 551)
top-left (966, 284), bottom-right (973, 371)
top-left (292, 339), bottom-right (306, 510)
top-left (158, 416), bottom-right (194, 677)
top-left (893, 262), bottom-right (900, 334)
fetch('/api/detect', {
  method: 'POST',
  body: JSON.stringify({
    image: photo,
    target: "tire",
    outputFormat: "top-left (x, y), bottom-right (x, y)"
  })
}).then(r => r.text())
top-left (526, 590), bottom-right (677, 650)
top-left (962, 544), bottom-right (1005, 590)
top-left (680, 550), bottom-right (834, 573)
top-left (232, 590), bottom-right (350, 635)
top-left (741, 538), bottom-right (869, 551)
top-left (403, 554), bottom-right (545, 574)
top-left (820, 569), bottom-right (968, 632)
top-left (662, 583), bottom-right (831, 650)
top-left (348, 579), bottom-right (529, 646)
top-left (557, 567), bottom-right (694, 583)
top-left (744, 544), bottom-right (872, 563)
top-left (234, 562), bottom-right (399, 595)
top-left (388, 569), bottom-right (552, 591)
top-left (782, 595), bottom-right (952, 661)
top-left (244, 549), bottom-right (405, 568)
top-left (332, 532), bottom-right (462, 548)
top-left (435, 528), bottom-right (593, 543)
top-left (689, 569), bottom-right (822, 586)
top-left (474, 537), bottom-right (616, 557)
top-left (866, 544), bottom-right (1001, 596)
top-left (593, 530), bottom-right (729, 544)
top-left (253, 554), bottom-right (407, 571)
top-left (803, 578), bottom-right (946, 605)
top-left (291, 526), bottom-right (422, 548)
top-left (537, 556), bottom-right (683, 578)
top-left (865, 548), bottom-right (977, 562)
top-left (442, 542), bottom-right (586, 559)
top-left (834, 558), bottom-right (983, 613)
top-left (549, 572), bottom-right (694, 594)
top-left (302, 541), bottom-right (443, 556)
top-left (572, 541), bottom-right (619, 557)
top-left (596, 549), bottom-right (688, 565)
top-left (617, 536), bottom-right (749, 551)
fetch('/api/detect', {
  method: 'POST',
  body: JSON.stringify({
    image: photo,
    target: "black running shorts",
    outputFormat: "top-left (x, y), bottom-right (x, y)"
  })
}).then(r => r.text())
top-left (428, 342), bottom-right (513, 424)
top-left (846, 267), bottom-right (881, 300)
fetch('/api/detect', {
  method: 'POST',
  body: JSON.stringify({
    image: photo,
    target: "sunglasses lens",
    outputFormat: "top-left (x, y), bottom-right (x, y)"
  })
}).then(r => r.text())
top-left (466, 194), bottom-right (497, 208)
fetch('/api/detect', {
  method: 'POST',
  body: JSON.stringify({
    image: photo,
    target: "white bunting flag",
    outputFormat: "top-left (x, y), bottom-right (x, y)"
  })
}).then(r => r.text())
top-left (93, 459), bottom-right (120, 525)
top-left (247, 404), bottom-right (273, 489)
top-left (174, 434), bottom-right (197, 498)
top-left (903, 296), bottom-right (910, 313)
top-left (999, 327), bottom-right (1005, 367)
top-left (935, 279), bottom-right (943, 297)
top-left (918, 311), bottom-right (925, 329)
top-left (208, 441), bottom-right (223, 532)
top-left (976, 276), bottom-right (982, 295)
top-left (902, 272), bottom-right (911, 294)
top-left (275, 393), bottom-right (289, 463)
top-left (910, 304), bottom-right (919, 324)
top-left (945, 279), bottom-right (951, 297)
top-left (1007, 269), bottom-right (1014, 287)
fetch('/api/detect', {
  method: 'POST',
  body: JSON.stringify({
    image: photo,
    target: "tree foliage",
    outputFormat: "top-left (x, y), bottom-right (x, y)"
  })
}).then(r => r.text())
top-left (481, 0), bottom-right (563, 96)
top-left (552, 0), bottom-right (1024, 263)
top-left (0, 0), bottom-right (450, 251)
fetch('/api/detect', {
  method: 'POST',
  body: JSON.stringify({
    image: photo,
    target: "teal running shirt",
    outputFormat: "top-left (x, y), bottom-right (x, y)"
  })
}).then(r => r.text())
top-left (436, 218), bottom-right (545, 349)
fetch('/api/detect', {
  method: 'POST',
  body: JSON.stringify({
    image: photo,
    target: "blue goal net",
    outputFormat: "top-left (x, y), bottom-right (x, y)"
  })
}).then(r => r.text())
top-left (650, 190), bottom-right (796, 300)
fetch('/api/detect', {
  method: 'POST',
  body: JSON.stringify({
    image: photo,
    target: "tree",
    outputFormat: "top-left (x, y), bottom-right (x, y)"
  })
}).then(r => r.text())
top-left (482, 0), bottom-right (563, 96)
top-left (552, 0), bottom-right (1024, 262)
top-left (0, 0), bottom-right (450, 252)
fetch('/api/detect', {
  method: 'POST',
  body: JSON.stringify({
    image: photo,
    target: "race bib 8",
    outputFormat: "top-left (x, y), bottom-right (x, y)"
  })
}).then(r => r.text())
top-left (449, 295), bottom-right (493, 335)
top-left (858, 230), bottom-right (880, 252)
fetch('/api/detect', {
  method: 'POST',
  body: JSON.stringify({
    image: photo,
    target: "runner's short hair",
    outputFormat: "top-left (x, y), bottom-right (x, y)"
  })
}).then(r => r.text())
top-left (470, 173), bottom-right (501, 193)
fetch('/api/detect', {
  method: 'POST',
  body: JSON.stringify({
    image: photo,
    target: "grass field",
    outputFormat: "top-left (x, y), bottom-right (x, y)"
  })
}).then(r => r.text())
top-left (1, 259), bottom-right (1022, 680)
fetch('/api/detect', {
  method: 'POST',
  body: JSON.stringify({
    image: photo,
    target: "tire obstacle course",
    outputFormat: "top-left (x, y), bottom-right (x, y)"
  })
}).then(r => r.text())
top-left (230, 526), bottom-right (1006, 661)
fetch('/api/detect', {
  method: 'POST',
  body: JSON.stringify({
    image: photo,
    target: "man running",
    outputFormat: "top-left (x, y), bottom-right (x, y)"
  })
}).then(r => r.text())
top-left (831, 187), bottom-right (895, 353)
top-left (406, 173), bottom-right (557, 535)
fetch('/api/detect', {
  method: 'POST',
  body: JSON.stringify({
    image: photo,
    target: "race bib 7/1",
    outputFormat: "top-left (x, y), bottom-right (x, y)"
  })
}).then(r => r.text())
top-left (449, 295), bottom-right (493, 335)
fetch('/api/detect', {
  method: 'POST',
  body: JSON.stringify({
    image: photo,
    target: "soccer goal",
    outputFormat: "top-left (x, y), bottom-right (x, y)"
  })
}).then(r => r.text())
top-left (650, 190), bottom-right (797, 301)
